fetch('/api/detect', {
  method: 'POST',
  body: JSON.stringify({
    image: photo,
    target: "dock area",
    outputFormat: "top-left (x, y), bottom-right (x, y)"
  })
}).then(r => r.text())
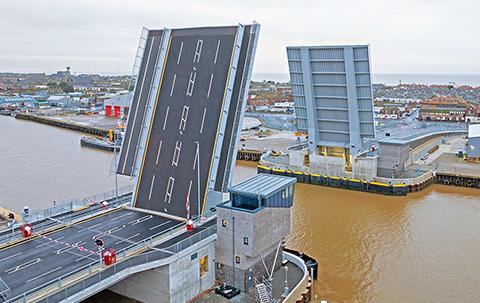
top-left (15, 112), bottom-right (112, 136)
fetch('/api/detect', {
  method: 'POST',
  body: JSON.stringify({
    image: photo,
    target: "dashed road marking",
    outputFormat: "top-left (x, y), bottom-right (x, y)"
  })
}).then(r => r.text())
top-left (149, 220), bottom-right (172, 231)
top-left (214, 40), bottom-right (221, 64)
top-left (0, 252), bottom-right (21, 262)
top-left (5, 258), bottom-right (42, 274)
top-left (115, 233), bottom-right (140, 245)
top-left (26, 266), bottom-right (62, 283)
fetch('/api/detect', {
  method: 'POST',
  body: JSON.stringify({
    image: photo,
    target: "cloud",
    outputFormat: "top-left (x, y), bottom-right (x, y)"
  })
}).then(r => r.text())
top-left (0, 0), bottom-right (478, 75)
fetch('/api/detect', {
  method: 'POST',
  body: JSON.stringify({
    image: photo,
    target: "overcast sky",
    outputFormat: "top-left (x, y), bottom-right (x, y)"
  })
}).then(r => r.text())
top-left (0, 0), bottom-right (478, 76)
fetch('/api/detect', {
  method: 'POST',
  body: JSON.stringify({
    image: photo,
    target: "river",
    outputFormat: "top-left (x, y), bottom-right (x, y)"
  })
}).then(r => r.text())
top-left (1, 116), bottom-right (479, 303)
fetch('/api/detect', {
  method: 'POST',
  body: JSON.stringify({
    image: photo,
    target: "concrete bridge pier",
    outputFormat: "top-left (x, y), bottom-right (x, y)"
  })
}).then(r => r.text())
top-left (109, 237), bottom-right (216, 303)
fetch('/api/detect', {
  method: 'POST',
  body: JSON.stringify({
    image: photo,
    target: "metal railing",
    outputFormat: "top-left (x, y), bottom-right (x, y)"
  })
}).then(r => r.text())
top-left (3, 224), bottom-right (217, 303)
top-left (0, 277), bottom-right (9, 301)
top-left (26, 185), bottom-right (134, 223)
top-left (0, 186), bottom-right (134, 246)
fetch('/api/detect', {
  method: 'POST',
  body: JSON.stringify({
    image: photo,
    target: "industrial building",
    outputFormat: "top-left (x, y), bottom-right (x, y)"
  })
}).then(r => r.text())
top-left (46, 95), bottom-right (70, 107)
top-left (286, 45), bottom-right (375, 176)
top-left (103, 91), bottom-right (132, 117)
top-left (467, 124), bottom-right (480, 159)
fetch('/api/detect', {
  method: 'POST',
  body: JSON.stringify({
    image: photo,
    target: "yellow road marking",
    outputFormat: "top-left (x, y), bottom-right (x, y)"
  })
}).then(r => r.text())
top-left (0, 208), bottom-right (122, 251)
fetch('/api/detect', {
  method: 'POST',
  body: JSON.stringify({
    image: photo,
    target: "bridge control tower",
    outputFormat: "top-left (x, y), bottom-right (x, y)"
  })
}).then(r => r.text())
top-left (118, 24), bottom-right (260, 219)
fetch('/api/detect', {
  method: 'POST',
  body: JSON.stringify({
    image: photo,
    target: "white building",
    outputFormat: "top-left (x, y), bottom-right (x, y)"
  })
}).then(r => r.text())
top-left (467, 124), bottom-right (480, 158)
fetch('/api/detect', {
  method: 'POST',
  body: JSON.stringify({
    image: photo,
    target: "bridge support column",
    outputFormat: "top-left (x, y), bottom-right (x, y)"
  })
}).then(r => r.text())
top-left (109, 237), bottom-right (215, 303)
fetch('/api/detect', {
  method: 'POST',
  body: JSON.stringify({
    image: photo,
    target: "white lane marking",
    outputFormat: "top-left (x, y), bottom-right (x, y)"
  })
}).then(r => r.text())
top-left (148, 175), bottom-right (156, 200)
top-left (214, 40), bottom-right (221, 64)
top-left (170, 74), bottom-right (176, 97)
top-left (115, 233), bottom-right (140, 245)
top-left (109, 212), bottom-right (133, 222)
top-left (149, 220), bottom-right (172, 231)
top-left (56, 241), bottom-right (85, 255)
top-left (5, 258), bottom-right (42, 274)
top-left (187, 179), bottom-right (193, 208)
top-left (129, 215), bottom-right (153, 225)
top-left (193, 39), bottom-right (204, 63)
top-left (193, 148), bottom-right (199, 170)
top-left (172, 141), bottom-right (182, 167)
top-left (155, 139), bottom-right (163, 165)
top-left (179, 105), bottom-right (189, 133)
top-left (200, 108), bottom-right (207, 134)
top-left (26, 266), bottom-right (62, 283)
top-left (165, 177), bottom-right (175, 204)
top-left (163, 106), bottom-right (170, 130)
top-left (0, 252), bottom-right (21, 262)
top-left (78, 222), bottom-right (102, 233)
top-left (121, 37), bottom-right (156, 173)
top-left (65, 249), bottom-right (96, 262)
top-left (103, 224), bottom-right (126, 235)
top-left (186, 71), bottom-right (197, 96)
top-left (35, 236), bottom-right (65, 248)
top-left (177, 41), bottom-right (184, 64)
top-left (207, 73), bottom-right (214, 98)
top-left (75, 254), bottom-right (96, 263)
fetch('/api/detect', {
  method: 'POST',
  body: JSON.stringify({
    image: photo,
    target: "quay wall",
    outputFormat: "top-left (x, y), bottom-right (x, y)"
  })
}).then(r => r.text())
top-left (436, 172), bottom-right (480, 189)
top-left (15, 113), bottom-right (111, 136)
top-left (258, 154), bottom-right (439, 196)
top-left (236, 148), bottom-right (263, 162)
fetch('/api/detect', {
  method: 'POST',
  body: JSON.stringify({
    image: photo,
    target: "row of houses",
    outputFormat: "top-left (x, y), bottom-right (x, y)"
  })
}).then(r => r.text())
top-left (419, 96), bottom-right (480, 123)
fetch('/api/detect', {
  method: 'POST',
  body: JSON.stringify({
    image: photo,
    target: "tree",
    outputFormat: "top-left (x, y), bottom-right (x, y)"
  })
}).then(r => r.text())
top-left (58, 81), bottom-right (74, 93)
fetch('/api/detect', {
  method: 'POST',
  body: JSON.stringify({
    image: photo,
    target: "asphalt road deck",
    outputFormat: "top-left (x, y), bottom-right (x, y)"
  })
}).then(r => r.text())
top-left (0, 208), bottom-right (182, 298)
top-left (134, 26), bottom-right (238, 218)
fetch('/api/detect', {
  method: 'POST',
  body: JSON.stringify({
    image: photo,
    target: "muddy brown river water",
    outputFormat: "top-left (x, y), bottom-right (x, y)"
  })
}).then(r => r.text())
top-left (1, 117), bottom-right (479, 303)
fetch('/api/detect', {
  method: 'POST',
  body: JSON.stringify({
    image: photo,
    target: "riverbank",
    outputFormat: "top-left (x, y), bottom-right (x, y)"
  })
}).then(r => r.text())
top-left (15, 112), bottom-right (112, 136)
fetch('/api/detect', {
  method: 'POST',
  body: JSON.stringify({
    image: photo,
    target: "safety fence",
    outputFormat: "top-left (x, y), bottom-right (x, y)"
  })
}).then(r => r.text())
top-left (27, 185), bottom-right (135, 222)
top-left (0, 186), bottom-right (134, 246)
top-left (2, 224), bottom-right (217, 303)
top-left (0, 277), bottom-right (9, 301)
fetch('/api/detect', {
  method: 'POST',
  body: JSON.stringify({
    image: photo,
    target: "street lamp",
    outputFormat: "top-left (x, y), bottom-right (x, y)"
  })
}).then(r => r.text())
top-left (282, 265), bottom-right (289, 297)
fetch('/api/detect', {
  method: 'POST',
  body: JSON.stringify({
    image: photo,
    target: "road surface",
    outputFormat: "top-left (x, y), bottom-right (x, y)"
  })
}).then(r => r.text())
top-left (133, 26), bottom-right (238, 218)
top-left (0, 208), bottom-right (181, 298)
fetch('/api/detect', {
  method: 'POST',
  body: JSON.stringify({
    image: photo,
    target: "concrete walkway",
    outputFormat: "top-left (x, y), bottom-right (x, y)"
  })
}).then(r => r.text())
top-left (193, 262), bottom-right (304, 303)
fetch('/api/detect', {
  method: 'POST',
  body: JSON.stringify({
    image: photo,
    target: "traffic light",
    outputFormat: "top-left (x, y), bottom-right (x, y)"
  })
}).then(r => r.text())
top-left (95, 238), bottom-right (104, 247)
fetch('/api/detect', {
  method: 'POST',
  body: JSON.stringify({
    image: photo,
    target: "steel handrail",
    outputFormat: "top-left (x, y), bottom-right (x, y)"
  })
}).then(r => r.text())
top-left (0, 188), bottom-right (134, 245)
top-left (4, 224), bottom-right (216, 303)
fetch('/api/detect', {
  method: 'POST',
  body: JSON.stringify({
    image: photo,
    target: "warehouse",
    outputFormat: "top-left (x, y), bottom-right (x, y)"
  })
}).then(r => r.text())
top-left (103, 91), bottom-right (132, 117)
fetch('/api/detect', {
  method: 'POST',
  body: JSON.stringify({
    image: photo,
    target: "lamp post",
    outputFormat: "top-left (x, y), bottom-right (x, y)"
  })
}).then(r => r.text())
top-left (283, 265), bottom-right (289, 297)
top-left (232, 216), bottom-right (236, 288)
top-left (114, 132), bottom-right (119, 206)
